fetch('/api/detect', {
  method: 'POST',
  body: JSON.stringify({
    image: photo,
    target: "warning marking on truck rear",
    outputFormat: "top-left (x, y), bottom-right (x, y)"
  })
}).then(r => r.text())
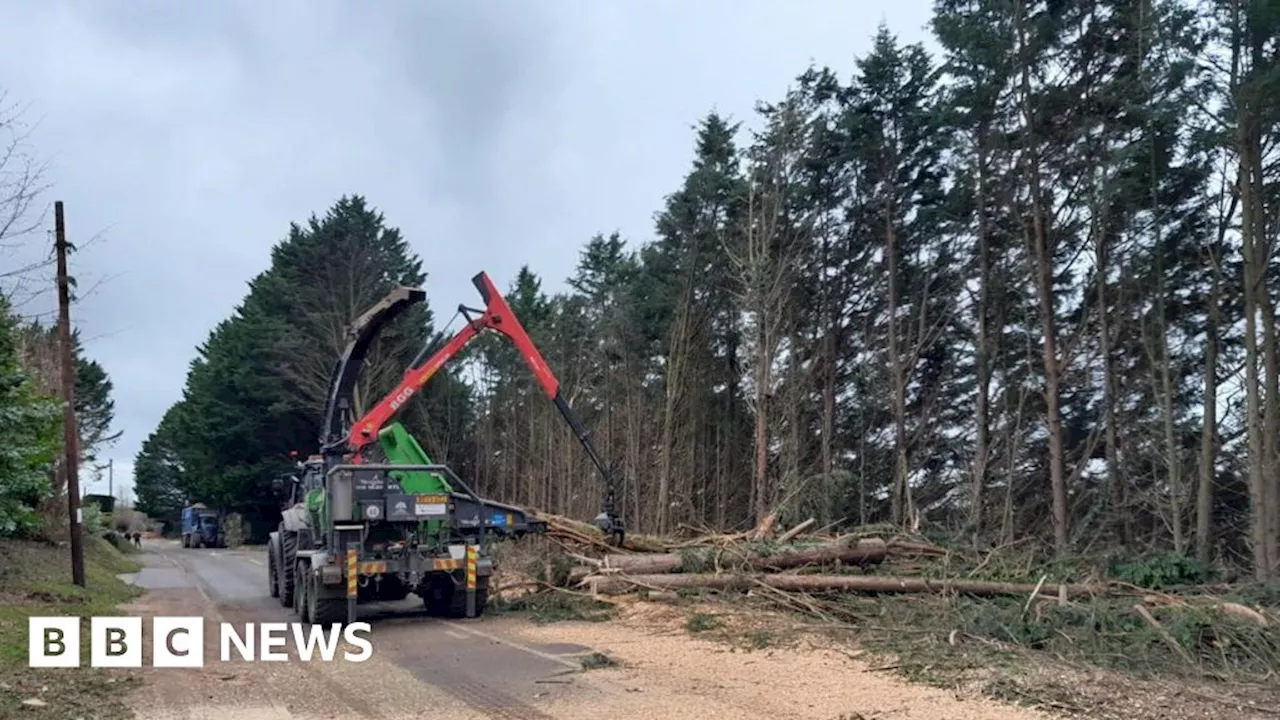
top-left (413, 494), bottom-right (448, 516)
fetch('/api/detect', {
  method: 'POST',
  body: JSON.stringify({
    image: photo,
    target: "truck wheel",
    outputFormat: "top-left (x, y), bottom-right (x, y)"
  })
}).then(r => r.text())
top-left (421, 574), bottom-right (488, 618)
top-left (267, 540), bottom-right (279, 598)
top-left (420, 574), bottom-right (453, 616)
top-left (375, 576), bottom-right (408, 603)
top-left (448, 582), bottom-right (489, 618)
top-left (278, 531), bottom-right (298, 607)
top-left (309, 585), bottom-right (347, 627)
top-left (294, 559), bottom-right (310, 622)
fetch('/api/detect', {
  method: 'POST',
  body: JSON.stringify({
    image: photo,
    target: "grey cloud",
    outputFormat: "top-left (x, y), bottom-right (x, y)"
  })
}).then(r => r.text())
top-left (0, 0), bottom-right (934, 503)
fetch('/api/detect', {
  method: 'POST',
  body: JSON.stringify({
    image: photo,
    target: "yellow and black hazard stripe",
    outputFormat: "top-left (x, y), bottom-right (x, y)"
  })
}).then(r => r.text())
top-left (465, 544), bottom-right (478, 590)
top-left (346, 548), bottom-right (357, 598)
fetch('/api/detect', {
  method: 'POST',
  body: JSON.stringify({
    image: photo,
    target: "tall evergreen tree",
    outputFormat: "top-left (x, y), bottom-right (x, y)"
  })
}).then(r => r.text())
top-left (138, 196), bottom-right (464, 540)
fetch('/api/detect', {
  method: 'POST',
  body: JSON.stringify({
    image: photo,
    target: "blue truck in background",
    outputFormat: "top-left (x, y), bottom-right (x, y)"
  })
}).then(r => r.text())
top-left (181, 504), bottom-right (224, 548)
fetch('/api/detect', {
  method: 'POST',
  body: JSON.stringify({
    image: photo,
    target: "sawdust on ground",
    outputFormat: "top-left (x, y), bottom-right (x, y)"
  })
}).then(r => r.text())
top-left (117, 584), bottom-right (1055, 720)
top-left (508, 599), bottom-right (1057, 720)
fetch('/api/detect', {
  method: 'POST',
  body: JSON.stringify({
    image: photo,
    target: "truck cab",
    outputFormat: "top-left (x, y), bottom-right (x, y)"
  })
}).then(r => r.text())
top-left (181, 505), bottom-right (223, 548)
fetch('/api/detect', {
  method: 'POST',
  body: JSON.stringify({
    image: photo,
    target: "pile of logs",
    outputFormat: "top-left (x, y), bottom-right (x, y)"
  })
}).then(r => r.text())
top-left (520, 514), bottom-right (1279, 659)
top-left (537, 513), bottom-right (1101, 601)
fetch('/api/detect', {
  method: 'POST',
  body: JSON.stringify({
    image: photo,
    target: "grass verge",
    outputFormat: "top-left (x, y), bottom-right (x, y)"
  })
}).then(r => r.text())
top-left (0, 536), bottom-right (143, 720)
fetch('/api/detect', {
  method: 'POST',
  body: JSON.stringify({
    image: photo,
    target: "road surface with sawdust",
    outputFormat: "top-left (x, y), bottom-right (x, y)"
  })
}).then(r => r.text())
top-left (117, 540), bottom-right (1054, 720)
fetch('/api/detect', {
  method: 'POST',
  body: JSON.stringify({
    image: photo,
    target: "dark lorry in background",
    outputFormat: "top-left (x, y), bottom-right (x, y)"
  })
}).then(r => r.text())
top-left (181, 503), bottom-right (224, 548)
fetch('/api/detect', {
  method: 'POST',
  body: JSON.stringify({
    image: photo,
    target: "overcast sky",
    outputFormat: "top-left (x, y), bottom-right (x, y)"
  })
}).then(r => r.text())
top-left (0, 0), bottom-right (934, 504)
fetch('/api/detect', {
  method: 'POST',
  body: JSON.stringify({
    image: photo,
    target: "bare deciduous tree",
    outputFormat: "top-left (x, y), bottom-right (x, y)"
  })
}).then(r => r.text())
top-left (0, 91), bottom-right (52, 305)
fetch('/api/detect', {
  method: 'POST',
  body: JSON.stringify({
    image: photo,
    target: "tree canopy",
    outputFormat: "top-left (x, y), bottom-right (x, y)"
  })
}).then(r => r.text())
top-left (136, 2), bottom-right (1280, 581)
top-left (134, 196), bottom-right (470, 536)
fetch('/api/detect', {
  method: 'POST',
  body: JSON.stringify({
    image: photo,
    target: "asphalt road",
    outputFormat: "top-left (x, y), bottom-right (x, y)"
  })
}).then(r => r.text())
top-left (112, 540), bottom-right (1072, 720)
top-left (124, 539), bottom-right (600, 719)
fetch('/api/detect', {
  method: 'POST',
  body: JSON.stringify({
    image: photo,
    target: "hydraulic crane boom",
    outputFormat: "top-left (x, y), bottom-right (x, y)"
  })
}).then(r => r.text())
top-left (331, 271), bottom-right (624, 543)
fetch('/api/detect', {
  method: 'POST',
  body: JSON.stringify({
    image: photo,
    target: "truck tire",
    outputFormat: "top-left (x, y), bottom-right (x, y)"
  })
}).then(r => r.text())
top-left (449, 587), bottom-right (488, 618)
top-left (421, 574), bottom-right (488, 618)
top-left (420, 574), bottom-right (452, 616)
top-left (309, 585), bottom-right (347, 627)
top-left (294, 559), bottom-right (310, 623)
top-left (278, 530), bottom-right (298, 607)
top-left (448, 582), bottom-right (488, 618)
top-left (375, 577), bottom-right (409, 603)
top-left (267, 538), bottom-right (279, 598)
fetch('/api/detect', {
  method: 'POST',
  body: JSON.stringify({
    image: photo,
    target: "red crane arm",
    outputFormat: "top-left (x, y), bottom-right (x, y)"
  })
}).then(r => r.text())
top-left (346, 271), bottom-right (559, 456)
top-left (343, 270), bottom-right (623, 543)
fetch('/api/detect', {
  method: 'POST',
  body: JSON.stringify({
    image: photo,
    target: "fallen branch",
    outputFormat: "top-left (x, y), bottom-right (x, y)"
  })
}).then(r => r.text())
top-left (1133, 603), bottom-right (1195, 666)
top-left (1022, 573), bottom-right (1048, 617)
top-left (885, 539), bottom-right (949, 557)
top-left (585, 572), bottom-right (1102, 598)
top-left (541, 513), bottom-right (667, 553)
top-left (599, 538), bottom-right (888, 574)
top-left (567, 552), bottom-right (602, 568)
top-left (776, 518), bottom-right (816, 543)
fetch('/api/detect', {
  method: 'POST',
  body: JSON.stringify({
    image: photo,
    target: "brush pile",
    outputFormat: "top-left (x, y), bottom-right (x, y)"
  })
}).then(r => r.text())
top-left (503, 513), bottom-right (1280, 691)
top-left (536, 513), bottom-right (1100, 601)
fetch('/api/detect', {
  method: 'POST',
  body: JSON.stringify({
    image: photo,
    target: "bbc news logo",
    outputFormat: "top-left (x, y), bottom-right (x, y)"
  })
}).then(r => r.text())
top-left (29, 617), bottom-right (373, 667)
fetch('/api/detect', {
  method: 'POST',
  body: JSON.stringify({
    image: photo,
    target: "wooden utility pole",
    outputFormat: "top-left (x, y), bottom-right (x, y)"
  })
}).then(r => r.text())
top-left (56, 200), bottom-right (85, 587)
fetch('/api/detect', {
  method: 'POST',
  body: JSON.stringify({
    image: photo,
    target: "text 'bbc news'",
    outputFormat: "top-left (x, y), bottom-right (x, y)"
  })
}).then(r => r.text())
top-left (28, 616), bottom-right (373, 667)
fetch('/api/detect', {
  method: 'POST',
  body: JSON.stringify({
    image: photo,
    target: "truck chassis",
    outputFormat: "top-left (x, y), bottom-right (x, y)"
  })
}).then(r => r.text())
top-left (268, 462), bottom-right (543, 624)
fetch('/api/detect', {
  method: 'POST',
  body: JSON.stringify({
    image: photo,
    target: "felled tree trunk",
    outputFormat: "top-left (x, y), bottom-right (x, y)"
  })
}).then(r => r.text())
top-left (585, 572), bottom-right (1100, 599)
top-left (599, 538), bottom-right (887, 574)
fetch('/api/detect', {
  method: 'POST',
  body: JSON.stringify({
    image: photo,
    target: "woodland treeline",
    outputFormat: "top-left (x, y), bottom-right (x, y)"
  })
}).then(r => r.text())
top-left (135, 1), bottom-right (1280, 581)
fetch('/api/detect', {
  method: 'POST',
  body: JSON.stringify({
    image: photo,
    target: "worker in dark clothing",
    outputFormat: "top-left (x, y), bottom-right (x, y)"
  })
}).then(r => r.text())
top-left (133, 531), bottom-right (142, 548)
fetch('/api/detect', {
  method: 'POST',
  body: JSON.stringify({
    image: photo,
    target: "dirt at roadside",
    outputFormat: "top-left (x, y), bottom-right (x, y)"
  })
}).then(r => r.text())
top-left (506, 600), bottom-right (1056, 720)
top-left (510, 597), bottom-right (1280, 720)
top-left (117, 582), bottom-right (1061, 720)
